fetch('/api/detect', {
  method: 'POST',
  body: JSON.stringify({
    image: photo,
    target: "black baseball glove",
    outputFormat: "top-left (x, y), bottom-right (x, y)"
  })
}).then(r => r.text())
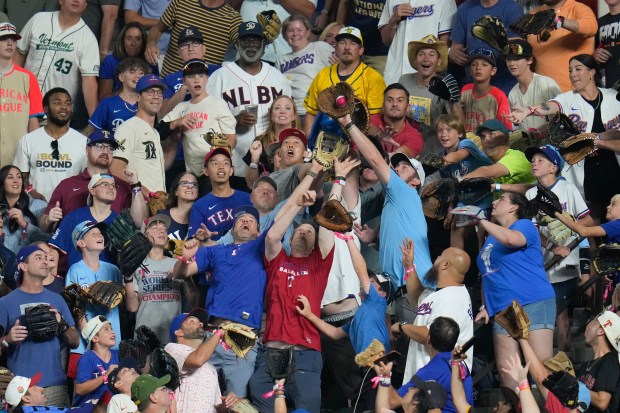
top-left (546, 113), bottom-right (581, 147)
top-left (510, 9), bottom-right (557, 42)
top-left (419, 178), bottom-right (458, 220)
top-left (120, 339), bottom-right (149, 369)
top-left (428, 74), bottom-right (460, 103)
top-left (135, 325), bottom-right (161, 354)
top-left (150, 348), bottom-right (180, 390)
top-left (457, 177), bottom-right (494, 205)
top-left (532, 184), bottom-right (562, 217)
top-left (87, 281), bottom-right (125, 309)
top-left (265, 346), bottom-right (296, 380)
top-left (25, 304), bottom-right (59, 342)
top-left (471, 15), bottom-right (508, 51)
top-left (543, 371), bottom-right (579, 408)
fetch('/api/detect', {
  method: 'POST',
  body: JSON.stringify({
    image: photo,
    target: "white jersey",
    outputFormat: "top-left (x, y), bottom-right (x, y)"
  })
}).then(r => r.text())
top-left (508, 73), bottom-right (561, 132)
top-left (378, 0), bottom-right (456, 84)
top-left (526, 179), bottom-right (590, 283)
top-left (403, 285), bottom-right (473, 380)
top-left (17, 11), bottom-right (99, 98)
top-left (207, 61), bottom-right (292, 177)
top-left (13, 127), bottom-right (87, 201)
top-left (239, 0), bottom-right (318, 64)
top-left (550, 88), bottom-right (620, 198)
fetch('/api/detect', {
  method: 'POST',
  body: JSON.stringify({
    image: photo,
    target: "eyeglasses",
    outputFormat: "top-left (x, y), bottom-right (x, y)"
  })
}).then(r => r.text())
top-left (144, 89), bottom-right (164, 97)
top-left (90, 143), bottom-right (115, 153)
top-left (503, 43), bottom-right (526, 57)
top-left (179, 40), bottom-right (202, 49)
top-left (179, 181), bottom-right (198, 189)
top-left (50, 140), bottom-right (60, 160)
top-left (93, 182), bottom-right (119, 190)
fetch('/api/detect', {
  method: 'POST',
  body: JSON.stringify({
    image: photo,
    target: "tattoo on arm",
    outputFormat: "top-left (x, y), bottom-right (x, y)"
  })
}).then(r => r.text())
top-left (541, 102), bottom-right (551, 111)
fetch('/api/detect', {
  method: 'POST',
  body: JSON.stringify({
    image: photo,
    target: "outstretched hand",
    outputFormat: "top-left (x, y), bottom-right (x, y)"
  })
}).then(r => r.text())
top-left (400, 237), bottom-right (414, 269)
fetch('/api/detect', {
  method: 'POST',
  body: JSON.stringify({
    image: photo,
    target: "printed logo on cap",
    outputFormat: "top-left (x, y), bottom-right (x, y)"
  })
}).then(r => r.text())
top-left (185, 28), bottom-right (194, 37)
top-left (245, 22), bottom-right (256, 30)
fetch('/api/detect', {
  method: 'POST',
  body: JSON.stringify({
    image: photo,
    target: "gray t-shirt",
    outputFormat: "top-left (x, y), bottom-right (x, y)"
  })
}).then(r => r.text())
top-left (133, 256), bottom-right (183, 344)
top-left (269, 163), bottom-right (303, 199)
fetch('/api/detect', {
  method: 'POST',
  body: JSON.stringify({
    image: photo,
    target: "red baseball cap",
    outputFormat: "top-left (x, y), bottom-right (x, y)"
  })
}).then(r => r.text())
top-left (278, 128), bottom-right (307, 147)
top-left (204, 147), bottom-right (232, 165)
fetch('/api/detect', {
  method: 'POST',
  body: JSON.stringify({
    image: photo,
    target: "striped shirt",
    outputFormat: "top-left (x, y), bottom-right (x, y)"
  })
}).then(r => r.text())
top-left (160, 0), bottom-right (241, 76)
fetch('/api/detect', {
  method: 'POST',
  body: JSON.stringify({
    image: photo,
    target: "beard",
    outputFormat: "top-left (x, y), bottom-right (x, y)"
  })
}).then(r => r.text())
top-left (47, 112), bottom-right (71, 127)
top-left (239, 44), bottom-right (265, 64)
top-left (184, 327), bottom-right (205, 340)
top-left (423, 266), bottom-right (439, 286)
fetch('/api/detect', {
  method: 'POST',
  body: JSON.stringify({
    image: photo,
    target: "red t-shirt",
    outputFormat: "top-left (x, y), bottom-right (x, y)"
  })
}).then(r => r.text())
top-left (264, 246), bottom-right (335, 351)
top-left (544, 391), bottom-right (569, 413)
top-left (371, 116), bottom-right (424, 156)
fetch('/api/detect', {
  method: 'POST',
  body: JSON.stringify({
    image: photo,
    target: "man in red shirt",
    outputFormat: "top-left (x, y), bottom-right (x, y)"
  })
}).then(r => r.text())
top-left (368, 83), bottom-right (424, 158)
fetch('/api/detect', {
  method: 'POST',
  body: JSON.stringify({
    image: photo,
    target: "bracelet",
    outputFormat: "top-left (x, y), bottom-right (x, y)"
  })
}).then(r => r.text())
top-left (334, 179), bottom-right (346, 186)
top-left (178, 256), bottom-right (195, 265)
top-left (214, 328), bottom-right (224, 341)
top-left (451, 360), bottom-right (461, 366)
top-left (25, 184), bottom-right (34, 194)
top-left (334, 175), bottom-right (346, 182)
top-left (334, 232), bottom-right (353, 242)
top-left (132, 186), bottom-right (142, 195)
top-left (2, 335), bottom-right (9, 348)
top-left (249, 162), bottom-right (258, 169)
top-left (594, 133), bottom-right (601, 149)
top-left (379, 376), bottom-right (391, 387)
top-left (517, 381), bottom-right (530, 393)
top-left (130, 181), bottom-right (142, 189)
top-left (405, 265), bottom-right (416, 273)
top-left (320, 9), bottom-right (328, 14)
top-left (495, 183), bottom-right (501, 192)
top-left (306, 170), bottom-right (318, 178)
top-left (344, 122), bottom-right (355, 131)
top-left (124, 276), bottom-right (133, 284)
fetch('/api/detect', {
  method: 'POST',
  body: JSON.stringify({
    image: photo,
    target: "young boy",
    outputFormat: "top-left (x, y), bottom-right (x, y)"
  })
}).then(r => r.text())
top-left (524, 145), bottom-right (593, 351)
top-left (460, 48), bottom-right (512, 133)
top-left (87, 58), bottom-right (151, 135)
top-left (74, 316), bottom-right (119, 406)
top-left (162, 59), bottom-right (236, 176)
top-left (65, 220), bottom-right (124, 383)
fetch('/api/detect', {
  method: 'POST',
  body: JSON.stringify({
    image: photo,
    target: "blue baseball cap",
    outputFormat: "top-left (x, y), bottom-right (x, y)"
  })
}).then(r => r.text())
top-left (169, 308), bottom-right (208, 343)
top-left (14, 245), bottom-right (44, 285)
top-left (87, 129), bottom-right (118, 149)
top-left (72, 220), bottom-right (107, 248)
top-left (238, 21), bottom-right (265, 39)
top-left (525, 145), bottom-right (564, 175)
top-left (475, 119), bottom-right (510, 136)
top-left (136, 74), bottom-right (167, 94)
top-left (177, 26), bottom-right (203, 46)
top-left (233, 205), bottom-right (259, 224)
top-left (467, 47), bottom-right (496, 67)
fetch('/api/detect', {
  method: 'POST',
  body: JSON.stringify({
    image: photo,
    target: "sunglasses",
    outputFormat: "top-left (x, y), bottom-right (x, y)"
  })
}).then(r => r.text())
top-left (503, 43), bottom-right (526, 57)
top-left (471, 48), bottom-right (494, 57)
top-left (50, 140), bottom-right (60, 160)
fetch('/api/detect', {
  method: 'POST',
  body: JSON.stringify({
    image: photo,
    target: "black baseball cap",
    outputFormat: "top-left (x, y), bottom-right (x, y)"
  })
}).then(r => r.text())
top-left (178, 26), bottom-right (203, 46)
top-left (107, 357), bottom-right (142, 394)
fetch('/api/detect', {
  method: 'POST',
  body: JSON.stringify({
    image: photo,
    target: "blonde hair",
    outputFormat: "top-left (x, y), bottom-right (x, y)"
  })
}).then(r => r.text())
top-left (435, 114), bottom-right (465, 136)
top-left (256, 95), bottom-right (300, 149)
top-left (319, 22), bottom-right (343, 43)
top-left (611, 194), bottom-right (620, 205)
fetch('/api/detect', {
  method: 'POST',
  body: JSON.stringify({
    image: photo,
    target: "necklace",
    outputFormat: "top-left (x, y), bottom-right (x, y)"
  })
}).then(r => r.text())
top-left (585, 356), bottom-right (601, 372)
top-left (593, 92), bottom-right (602, 111)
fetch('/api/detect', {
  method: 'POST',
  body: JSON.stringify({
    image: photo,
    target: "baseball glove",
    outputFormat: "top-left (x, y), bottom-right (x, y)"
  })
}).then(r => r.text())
top-left (317, 82), bottom-right (356, 119)
top-left (539, 213), bottom-right (576, 245)
top-left (558, 133), bottom-right (598, 165)
top-left (312, 131), bottom-right (350, 168)
top-left (164, 239), bottom-right (184, 258)
top-left (533, 184), bottom-right (562, 217)
top-left (546, 113), bottom-right (581, 147)
top-left (471, 15), bottom-right (508, 51)
top-left (119, 233), bottom-right (153, 278)
top-left (229, 399), bottom-right (260, 413)
top-left (135, 325), bottom-right (161, 354)
top-left (62, 283), bottom-right (89, 323)
top-left (25, 304), bottom-right (59, 342)
top-left (450, 205), bottom-right (487, 222)
top-left (256, 10), bottom-right (281, 43)
top-left (494, 300), bottom-right (530, 340)
top-left (351, 98), bottom-right (370, 134)
top-left (219, 322), bottom-right (257, 358)
top-left (428, 74), bottom-right (460, 103)
top-left (150, 348), bottom-right (180, 390)
top-left (508, 130), bottom-right (539, 152)
top-left (148, 191), bottom-right (169, 216)
top-left (265, 346), bottom-right (296, 380)
top-left (87, 281), bottom-right (125, 309)
top-left (203, 129), bottom-right (231, 151)
top-left (315, 199), bottom-right (353, 232)
top-left (119, 339), bottom-right (149, 369)
top-left (543, 351), bottom-right (575, 377)
top-left (354, 338), bottom-right (385, 367)
top-left (592, 243), bottom-right (620, 276)
top-left (457, 177), bottom-right (494, 205)
top-left (543, 371), bottom-right (579, 408)
top-left (416, 152), bottom-right (445, 169)
top-left (419, 178), bottom-right (458, 220)
top-left (510, 9), bottom-right (557, 42)
top-left (0, 367), bottom-right (12, 397)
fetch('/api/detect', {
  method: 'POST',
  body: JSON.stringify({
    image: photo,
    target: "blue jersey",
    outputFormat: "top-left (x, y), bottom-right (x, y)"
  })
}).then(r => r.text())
top-left (477, 219), bottom-right (555, 316)
top-left (342, 284), bottom-right (389, 353)
top-left (195, 228), bottom-right (270, 329)
top-left (74, 349), bottom-right (120, 405)
top-left (66, 260), bottom-right (123, 354)
top-left (99, 54), bottom-right (159, 93)
top-left (380, 169), bottom-right (433, 288)
top-left (601, 219), bottom-right (620, 243)
top-left (188, 190), bottom-right (251, 240)
top-left (398, 352), bottom-right (474, 413)
top-left (0, 289), bottom-right (74, 387)
top-left (49, 206), bottom-right (118, 269)
top-left (89, 95), bottom-right (137, 133)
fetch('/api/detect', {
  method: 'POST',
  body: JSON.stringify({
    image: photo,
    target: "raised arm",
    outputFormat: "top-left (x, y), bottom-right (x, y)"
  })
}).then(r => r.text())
top-left (450, 346), bottom-right (472, 413)
top-left (553, 211), bottom-right (607, 238)
top-left (402, 237), bottom-right (423, 306)
top-left (478, 219), bottom-right (526, 248)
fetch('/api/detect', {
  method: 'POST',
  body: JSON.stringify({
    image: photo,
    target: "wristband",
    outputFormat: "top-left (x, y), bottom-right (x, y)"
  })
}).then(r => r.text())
top-left (405, 265), bottom-right (416, 273)
top-left (334, 179), bottom-right (346, 186)
top-left (344, 122), bottom-right (355, 131)
top-left (399, 321), bottom-right (407, 334)
top-left (130, 181), bottom-right (142, 189)
top-left (556, 16), bottom-right (565, 29)
top-left (495, 183), bottom-right (501, 192)
top-left (379, 376), bottom-right (391, 387)
top-left (334, 232), bottom-right (353, 242)
top-left (214, 329), bottom-right (224, 341)
top-left (2, 335), bottom-right (8, 348)
top-left (25, 184), bottom-right (34, 194)
top-left (178, 256), bottom-right (195, 265)
top-left (132, 186), bottom-right (142, 195)
top-left (124, 276), bottom-right (133, 284)
top-left (249, 162), bottom-right (258, 169)
top-left (334, 175), bottom-right (346, 182)
top-left (306, 170), bottom-right (318, 179)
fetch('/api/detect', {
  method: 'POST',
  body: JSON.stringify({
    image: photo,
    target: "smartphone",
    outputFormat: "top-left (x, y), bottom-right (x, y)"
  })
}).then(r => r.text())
top-left (374, 350), bottom-right (401, 366)
top-left (457, 336), bottom-right (476, 356)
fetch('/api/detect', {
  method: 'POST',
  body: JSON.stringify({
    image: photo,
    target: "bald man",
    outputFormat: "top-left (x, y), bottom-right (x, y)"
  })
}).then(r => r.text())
top-left (394, 242), bottom-right (474, 379)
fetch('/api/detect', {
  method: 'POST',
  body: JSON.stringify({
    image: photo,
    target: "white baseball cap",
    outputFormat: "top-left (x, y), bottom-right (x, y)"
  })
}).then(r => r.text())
top-left (5, 372), bottom-right (42, 407)
top-left (82, 315), bottom-right (112, 350)
top-left (597, 311), bottom-right (620, 352)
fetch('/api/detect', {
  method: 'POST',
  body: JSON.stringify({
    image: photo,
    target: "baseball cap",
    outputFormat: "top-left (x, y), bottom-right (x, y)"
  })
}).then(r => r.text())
top-left (335, 26), bottom-right (363, 46)
top-left (131, 374), bottom-right (171, 406)
top-left (141, 214), bottom-right (172, 234)
top-left (177, 26), bottom-right (203, 46)
top-left (467, 47), bottom-right (496, 67)
top-left (525, 145), bottom-right (564, 175)
top-left (82, 315), bottom-right (112, 350)
top-left (475, 119), bottom-right (510, 136)
top-left (169, 308), bottom-right (208, 343)
top-left (87, 129), bottom-right (119, 149)
top-left (0, 22), bottom-right (21, 40)
top-left (14, 245), bottom-right (44, 285)
top-left (5, 372), bottom-right (42, 407)
top-left (278, 128), bottom-right (307, 147)
top-left (504, 39), bottom-right (532, 60)
top-left (87, 173), bottom-right (115, 206)
top-left (204, 146), bottom-right (232, 165)
top-left (233, 205), bottom-right (260, 224)
top-left (253, 175), bottom-right (278, 192)
top-left (411, 376), bottom-right (448, 409)
top-left (182, 58), bottom-right (211, 77)
top-left (390, 153), bottom-right (426, 186)
top-left (72, 220), bottom-right (107, 248)
top-left (108, 357), bottom-right (142, 394)
top-left (597, 311), bottom-right (620, 352)
top-left (238, 21), bottom-right (265, 39)
top-left (136, 74), bottom-right (167, 94)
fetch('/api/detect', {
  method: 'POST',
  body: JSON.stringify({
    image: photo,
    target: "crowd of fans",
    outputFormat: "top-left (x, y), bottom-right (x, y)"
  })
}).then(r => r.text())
top-left (0, 0), bottom-right (618, 412)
